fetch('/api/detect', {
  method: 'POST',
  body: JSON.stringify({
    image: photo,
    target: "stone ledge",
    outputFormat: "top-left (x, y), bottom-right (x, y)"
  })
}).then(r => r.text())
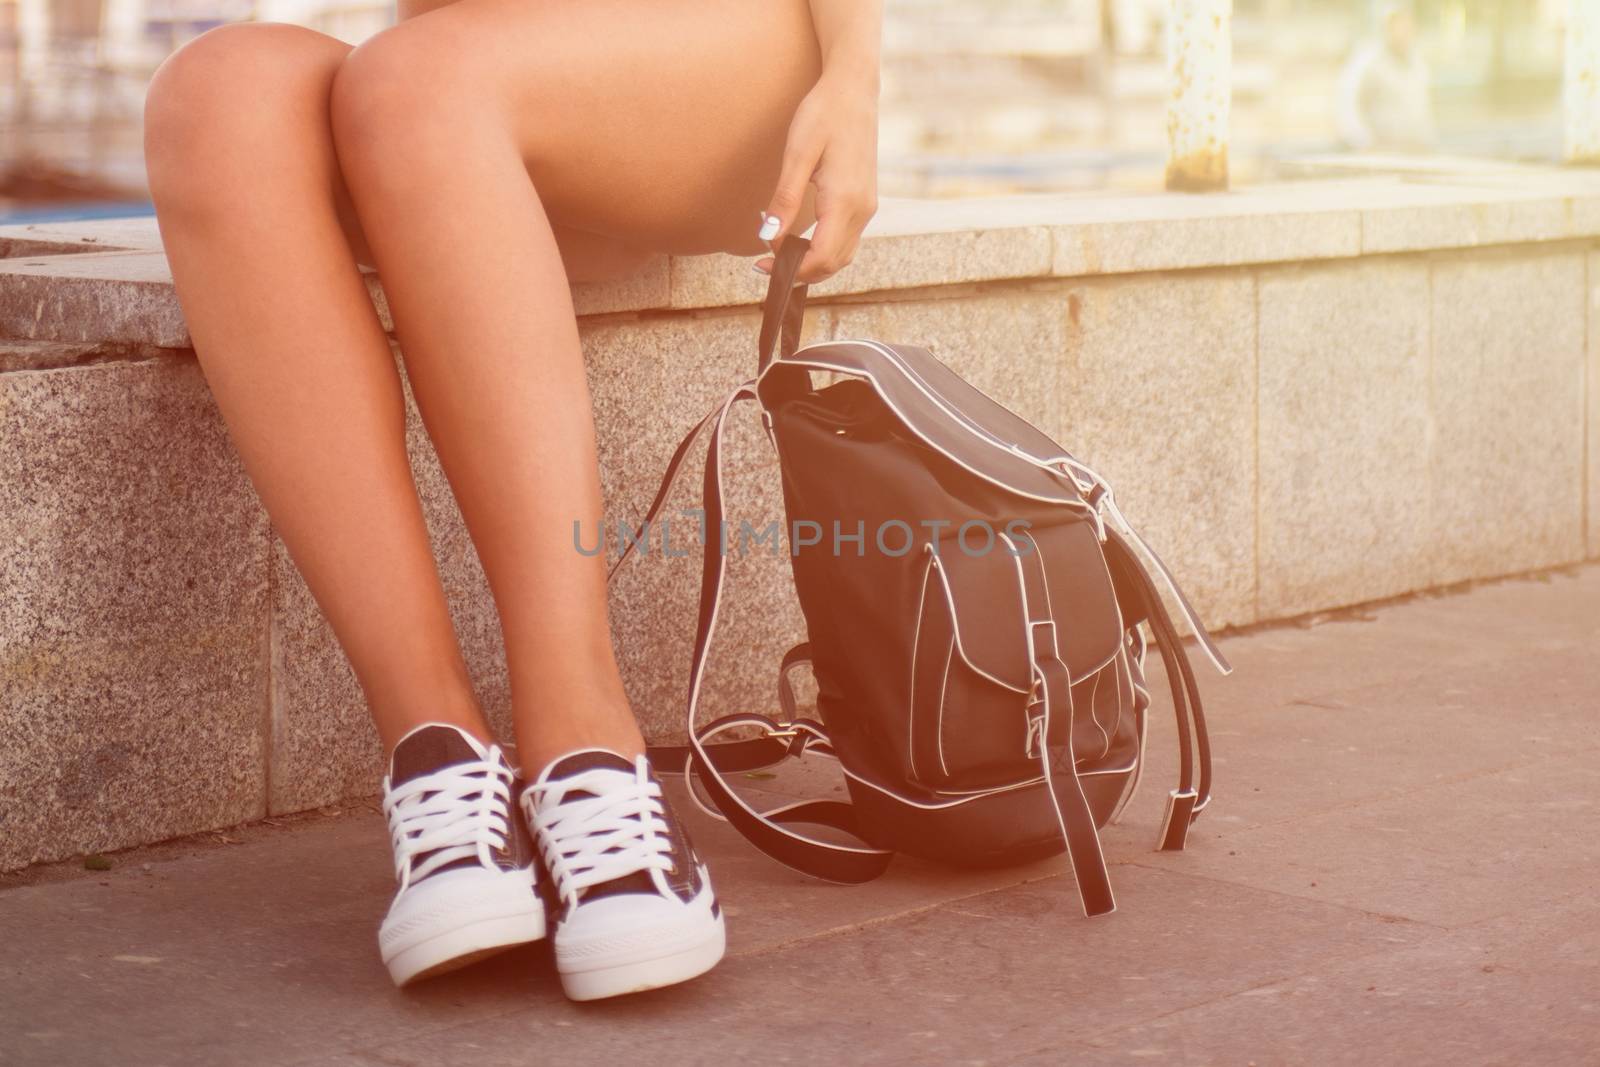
top-left (4, 163), bottom-right (1599, 871)
top-left (6, 164), bottom-right (1600, 350)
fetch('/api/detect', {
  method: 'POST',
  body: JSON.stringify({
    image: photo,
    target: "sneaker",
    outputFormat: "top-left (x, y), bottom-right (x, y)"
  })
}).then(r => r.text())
top-left (377, 723), bottom-right (547, 986)
top-left (521, 749), bottom-right (726, 1001)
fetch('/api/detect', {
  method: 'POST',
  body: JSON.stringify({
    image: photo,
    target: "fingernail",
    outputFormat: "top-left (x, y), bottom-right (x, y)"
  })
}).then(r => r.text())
top-left (752, 261), bottom-right (771, 275)
top-left (758, 214), bottom-right (781, 242)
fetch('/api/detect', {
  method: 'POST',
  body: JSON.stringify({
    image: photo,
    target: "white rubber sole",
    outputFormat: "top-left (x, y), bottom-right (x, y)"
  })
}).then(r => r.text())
top-left (558, 912), bottom-right (727, 1002)
top-left (386, 907), bottom-right (547, 987)
top-left (381, 870), bottom-right (547, 987)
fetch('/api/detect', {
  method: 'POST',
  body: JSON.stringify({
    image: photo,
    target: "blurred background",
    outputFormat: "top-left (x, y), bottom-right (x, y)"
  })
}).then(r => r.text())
top-left (0, 0), bottom-right (1580, 221)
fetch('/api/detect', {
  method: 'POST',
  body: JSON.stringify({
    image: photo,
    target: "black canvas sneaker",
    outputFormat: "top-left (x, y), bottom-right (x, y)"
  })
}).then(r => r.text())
top-left (520, 749), bottom-right (726, 1001)
top-left (378, 723), bottom-right (546, 986)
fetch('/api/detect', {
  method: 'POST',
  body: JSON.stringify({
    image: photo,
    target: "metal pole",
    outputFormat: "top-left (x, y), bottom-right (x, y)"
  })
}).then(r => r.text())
top-left (1567, 0), bottom-right (1600, 164)
top-left (1165, 0), bottom-right (1232, 191)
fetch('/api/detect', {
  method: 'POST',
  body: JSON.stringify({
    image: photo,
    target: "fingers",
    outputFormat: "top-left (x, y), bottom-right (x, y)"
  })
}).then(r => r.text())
top-left (752, 201), bottom-right (871, 284)
top-left (763, 143), bottom-right (817, 251)
top-left (758, 134), bottom-right (876, 284)
top-left (794, 207), bottom-right (860, 284)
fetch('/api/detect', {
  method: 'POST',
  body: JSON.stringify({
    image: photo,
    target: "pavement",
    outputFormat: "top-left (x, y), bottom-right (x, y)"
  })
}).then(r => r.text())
top-left (1, 566), bottom-right (1597, 1067)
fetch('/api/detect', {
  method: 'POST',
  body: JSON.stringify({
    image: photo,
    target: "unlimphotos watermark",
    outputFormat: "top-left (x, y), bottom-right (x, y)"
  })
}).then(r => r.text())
top-left (574, 512), bottom-right (1035, 560)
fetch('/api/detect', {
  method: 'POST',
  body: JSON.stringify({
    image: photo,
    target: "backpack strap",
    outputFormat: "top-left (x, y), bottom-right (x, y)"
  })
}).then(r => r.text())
top-left (605, 406), bottom-right (717, 583)
top-left (647, 381), bottom-right (895, 884)
top-left (1101, 528), bottom-right (1213, 851)
top-left (1008, 528), bottom-right (1118, 918)
top-left (606, 236), bottom-right (811, 584)
top-left (757, 236), bottom-right (810, 374)
top-left (775, 641), bottom-right (814, 723)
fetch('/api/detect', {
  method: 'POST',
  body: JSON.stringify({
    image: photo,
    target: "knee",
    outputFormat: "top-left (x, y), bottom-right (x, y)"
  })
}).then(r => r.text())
top-left (328, 22), bottom-right (494, 187)
top-left (144, 22), bottom-right (347, 215)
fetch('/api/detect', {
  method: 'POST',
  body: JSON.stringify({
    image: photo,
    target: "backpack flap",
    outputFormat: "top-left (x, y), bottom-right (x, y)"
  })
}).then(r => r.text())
top-left (766, 339), bottom-right (1097, 515)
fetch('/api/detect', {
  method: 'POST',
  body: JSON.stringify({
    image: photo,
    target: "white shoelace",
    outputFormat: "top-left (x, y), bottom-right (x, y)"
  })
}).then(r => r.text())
top-left (382, 749), bottom-right (514, 890)
top-left (526, 758), bottom-right (677, 909)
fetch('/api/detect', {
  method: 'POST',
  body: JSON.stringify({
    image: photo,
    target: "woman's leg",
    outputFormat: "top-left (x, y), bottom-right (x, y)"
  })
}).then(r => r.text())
top-left (327, 0), bottom-right (822, 776)
top-left (142, 22), bottom-right (491, 753)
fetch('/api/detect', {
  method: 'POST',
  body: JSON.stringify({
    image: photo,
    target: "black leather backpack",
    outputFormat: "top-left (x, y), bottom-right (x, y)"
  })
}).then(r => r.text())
top-left (628, 237), bottom-right (1231, 916)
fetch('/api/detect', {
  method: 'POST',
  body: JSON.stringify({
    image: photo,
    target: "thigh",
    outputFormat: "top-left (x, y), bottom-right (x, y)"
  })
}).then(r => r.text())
top-left (389, 0), bottom-right (823, 257)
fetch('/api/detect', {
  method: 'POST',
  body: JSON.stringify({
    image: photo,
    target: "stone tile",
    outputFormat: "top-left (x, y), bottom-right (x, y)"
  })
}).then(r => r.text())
top-left (0, 251), bottom-right (189, 347)
top-left (1128, 640), bottom-right (1600, 850)
top-left (1428, 249), bottom-right (1588, 584)
top-left (1590, 252), bottom-right (1600, 559)
top-left (0, 357), bottom-right (269, 870)
top-left (1571, 188), bottom-right (1600, 237)
top-left (570, 254), bottom-right (670, 316)
top-left (1133, 752), bottom-right (1600, 927)
top-left (352, 865), bottom-right (1435, 1067)
top-left (267, 535), bottom-right (376, 815)
top-left (312, 267), bottom-right (658, 334)
top-left (267, 345), bottom-right (518, 814)
top-left (0, 778), bottom-right (1070, 1067)
top-left (1186, 568), bottom-right (1600, 722)
top-left (0, 214), bottom-right (164, 257)
top-left (667, 224), bottom-right (1053, 309)
top-left (0, 339), bottom-right (149, 372)
top-left (1053, 207), bottom-right (1361, 277)
top-left (0, 249), bottom-right (656, 354)
top-left (1055, 272), bottom-right (1257, 629)
top-left (1361, 186), bottom-right (1573, 255)
top-left (1125, 569), bottom-right (1600, 850)
top-left (1075, 892), bottom-right (1600, 1066)
top-left (0, 811), bottom-right (543, 1067)
top-left (1257, 257), bottom-right (1433, 618)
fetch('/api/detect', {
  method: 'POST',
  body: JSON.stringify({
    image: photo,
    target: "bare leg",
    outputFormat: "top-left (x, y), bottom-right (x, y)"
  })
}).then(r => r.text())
top-left (143, 22), bottom-right (491, 753)
top-left (329, 0), bottom-right (821, 775)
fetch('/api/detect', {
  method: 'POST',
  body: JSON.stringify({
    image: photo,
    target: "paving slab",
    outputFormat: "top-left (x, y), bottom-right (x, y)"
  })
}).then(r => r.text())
top-left (0, 565), bottom-right (1596, 1066)
top-left (337, 865), bottom-right (1436, 1067)
top-left (1059, 890), bottom-right (1600, 1067)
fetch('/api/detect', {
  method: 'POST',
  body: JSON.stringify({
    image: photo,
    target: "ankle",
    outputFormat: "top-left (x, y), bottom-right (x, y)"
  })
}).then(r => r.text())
top-left (374, 699), bottom-right (496, 758)
top-left (516, 713), bottom-right (646, 780)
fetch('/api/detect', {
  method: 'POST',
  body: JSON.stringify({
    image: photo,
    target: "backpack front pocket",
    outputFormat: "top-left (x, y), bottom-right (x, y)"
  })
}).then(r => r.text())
top-left (905, 520), bottom-right (1130, 791)
top-left (907, 545), bottom-right (1034, 790)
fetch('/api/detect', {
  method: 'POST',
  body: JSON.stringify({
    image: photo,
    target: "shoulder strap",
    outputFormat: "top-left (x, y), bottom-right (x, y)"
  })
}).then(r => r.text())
top-left (1102, 528), bottom-right (1213, 851)
top-left (605, 407), bottom-right (717, 584)
top-left (757, 236), bottom-right (810, 374)
top-left (608, 235), bottom-right (811, 584)
top-left (659, 381), bottom-right (895, 884)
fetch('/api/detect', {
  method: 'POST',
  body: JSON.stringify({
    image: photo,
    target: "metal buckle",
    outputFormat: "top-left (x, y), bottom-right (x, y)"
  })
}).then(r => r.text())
top-left (1024, 714), bottom-right (1047, 760)
top-left (1029, 619), bottom-right (1058, 650)
top-left (764, 720), bottom-right (815, 760)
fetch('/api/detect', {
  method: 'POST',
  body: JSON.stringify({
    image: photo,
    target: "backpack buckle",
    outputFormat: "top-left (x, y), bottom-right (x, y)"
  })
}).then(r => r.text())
top-left (1158, 788), bottom-right (1199, 851)
top-left (1024, 713), bottom-right (1046, 760)
top-left (764, 721), bottom-right (815, 759)
top-left (1028, 619), bottom-right (1058, 650)
top-left (1023, 673), bottom-right (1047, 759)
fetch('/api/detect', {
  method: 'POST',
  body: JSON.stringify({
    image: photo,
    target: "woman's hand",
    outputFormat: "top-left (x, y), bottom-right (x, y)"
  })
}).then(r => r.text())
top-left (757, 30), bottom-right (880, 285)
